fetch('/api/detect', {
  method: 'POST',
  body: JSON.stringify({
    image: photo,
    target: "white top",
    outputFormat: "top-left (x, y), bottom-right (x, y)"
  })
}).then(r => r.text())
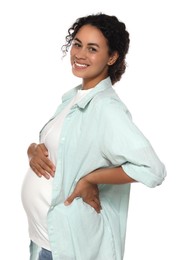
top-left (21, 89), bottom-right (92, 250)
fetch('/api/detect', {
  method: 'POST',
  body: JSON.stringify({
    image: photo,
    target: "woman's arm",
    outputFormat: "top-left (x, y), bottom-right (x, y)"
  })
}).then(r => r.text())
top-left (84, 166), bottom-right (136, 185)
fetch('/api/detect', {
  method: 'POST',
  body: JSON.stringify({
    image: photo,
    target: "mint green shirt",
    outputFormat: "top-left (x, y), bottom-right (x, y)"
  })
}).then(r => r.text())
top-left (30, 77), bottom-right (166, 260)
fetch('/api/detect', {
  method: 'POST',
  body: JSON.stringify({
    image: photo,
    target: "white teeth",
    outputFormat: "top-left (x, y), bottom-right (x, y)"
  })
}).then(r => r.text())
top-left (74, 61), bottom-right (88, 68)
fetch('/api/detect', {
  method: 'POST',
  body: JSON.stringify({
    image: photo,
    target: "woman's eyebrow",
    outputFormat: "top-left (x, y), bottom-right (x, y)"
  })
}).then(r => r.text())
top-left (74, 37), bottom-right (100, 48)
top-left (74, 37), bottom-right (81, 43)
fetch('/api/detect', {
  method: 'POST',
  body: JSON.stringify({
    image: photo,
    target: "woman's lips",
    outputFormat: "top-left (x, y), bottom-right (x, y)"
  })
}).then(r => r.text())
top-left (73, 61), bottom-right (89, 69)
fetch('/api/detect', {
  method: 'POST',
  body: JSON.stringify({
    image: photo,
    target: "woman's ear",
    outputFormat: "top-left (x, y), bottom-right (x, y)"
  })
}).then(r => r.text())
top-left (107, 51), bottom-right (119, 65)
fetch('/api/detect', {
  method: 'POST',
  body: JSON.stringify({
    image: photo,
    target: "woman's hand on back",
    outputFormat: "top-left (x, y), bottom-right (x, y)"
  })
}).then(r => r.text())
top-left (64, 177), bottom-right (102, 213)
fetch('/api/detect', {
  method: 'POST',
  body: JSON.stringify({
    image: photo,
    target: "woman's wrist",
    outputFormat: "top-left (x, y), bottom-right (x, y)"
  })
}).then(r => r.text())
top-left (83, 169), bottom-right (103, 185)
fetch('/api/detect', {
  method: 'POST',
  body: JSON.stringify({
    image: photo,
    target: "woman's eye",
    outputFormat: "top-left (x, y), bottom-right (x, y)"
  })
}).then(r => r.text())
top-left (88, 47), bottom-right (97, 52)
top-left (73, 42), bottom-right (81, 48)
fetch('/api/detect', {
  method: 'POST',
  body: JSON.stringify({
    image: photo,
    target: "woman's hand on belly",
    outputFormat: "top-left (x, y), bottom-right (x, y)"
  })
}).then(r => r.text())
top-left (64, 178), bottom-right (102, 213)
top-left (28, 143), bottom-right (56, 179)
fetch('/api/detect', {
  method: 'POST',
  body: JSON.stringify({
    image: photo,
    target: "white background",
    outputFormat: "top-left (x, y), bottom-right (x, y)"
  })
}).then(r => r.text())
top-left (0, 0), bottom-right (181, 259)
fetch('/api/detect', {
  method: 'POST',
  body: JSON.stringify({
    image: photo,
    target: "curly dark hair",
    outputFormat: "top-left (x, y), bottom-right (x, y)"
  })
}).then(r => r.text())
top-left (61, 13), bottom-right (130, 85)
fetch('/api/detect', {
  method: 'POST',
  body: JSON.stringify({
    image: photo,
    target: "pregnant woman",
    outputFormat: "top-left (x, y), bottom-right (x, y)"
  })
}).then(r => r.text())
top-left (21, 13), bottom-right (166, 260)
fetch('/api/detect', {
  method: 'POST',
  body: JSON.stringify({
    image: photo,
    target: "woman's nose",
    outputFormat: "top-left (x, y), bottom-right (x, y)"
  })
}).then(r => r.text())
top-left (75, 48), bottom-right (87, 59)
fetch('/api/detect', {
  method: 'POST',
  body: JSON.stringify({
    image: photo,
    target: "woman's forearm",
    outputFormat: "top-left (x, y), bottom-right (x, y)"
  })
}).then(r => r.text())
top-left (84, 167), bottom-right (136, 185)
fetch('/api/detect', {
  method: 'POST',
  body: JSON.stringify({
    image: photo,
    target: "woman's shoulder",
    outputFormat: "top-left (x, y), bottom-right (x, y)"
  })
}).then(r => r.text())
top-left (93, 87), bottom-right (131, 116)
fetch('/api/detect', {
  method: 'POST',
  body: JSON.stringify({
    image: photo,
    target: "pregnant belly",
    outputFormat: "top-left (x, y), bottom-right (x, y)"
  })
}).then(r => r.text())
top-left (21, 168), bottom-right (53, 249)
top-left (21, 167), bottom-right (53, 228)
top-left (22, 168), bottom-right (53, 213)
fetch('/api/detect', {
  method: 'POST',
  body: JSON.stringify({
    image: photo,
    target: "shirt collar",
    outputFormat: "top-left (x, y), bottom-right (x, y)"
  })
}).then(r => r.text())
top-left (62, 77), bottom-right (112, 109)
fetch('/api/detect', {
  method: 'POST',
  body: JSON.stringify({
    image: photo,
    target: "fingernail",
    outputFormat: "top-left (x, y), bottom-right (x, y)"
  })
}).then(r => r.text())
top-left (64, 201), bottom-right (69, 206)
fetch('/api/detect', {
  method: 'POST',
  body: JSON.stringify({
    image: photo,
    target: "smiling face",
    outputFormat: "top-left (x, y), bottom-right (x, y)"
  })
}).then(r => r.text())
top-left (70, 24), bottom-right (115, 89)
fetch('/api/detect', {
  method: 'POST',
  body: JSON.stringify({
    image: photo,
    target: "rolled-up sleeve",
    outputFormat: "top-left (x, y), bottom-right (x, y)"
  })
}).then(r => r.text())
top-left (100, 98), bottom-right (167, 188)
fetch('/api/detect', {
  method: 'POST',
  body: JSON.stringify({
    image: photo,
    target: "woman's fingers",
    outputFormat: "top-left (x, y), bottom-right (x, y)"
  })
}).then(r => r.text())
top-left (85, 199), bottom-right (102, 213)
top-left (29, 144), bottom-right (55, 178)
